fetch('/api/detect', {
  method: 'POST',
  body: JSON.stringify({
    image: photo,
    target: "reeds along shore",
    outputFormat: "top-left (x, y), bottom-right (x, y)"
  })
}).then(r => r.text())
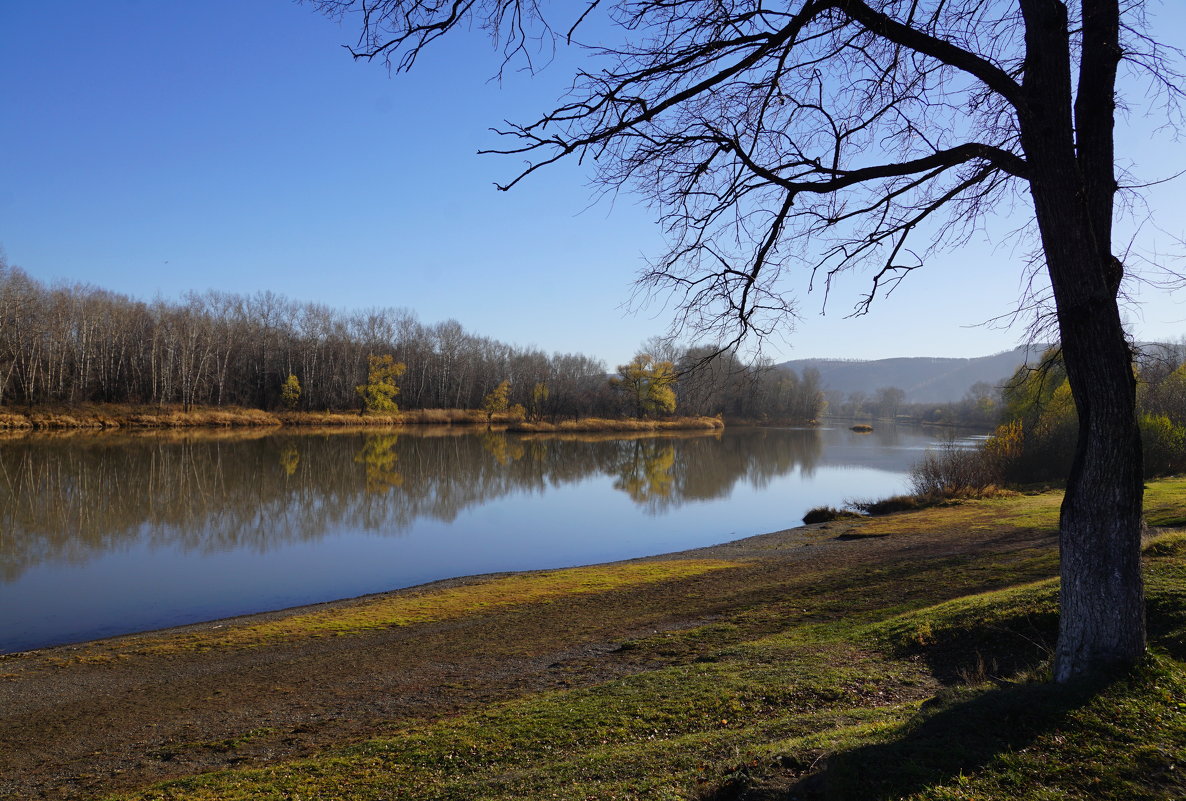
top-left (0, 404), bottom-right (726, 432)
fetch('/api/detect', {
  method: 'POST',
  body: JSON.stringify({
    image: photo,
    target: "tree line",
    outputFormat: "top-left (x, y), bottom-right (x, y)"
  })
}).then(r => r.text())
top-left (825, 382), bottom-right (1002, 429)
top-left (0, 263), bottom-right (824, 421)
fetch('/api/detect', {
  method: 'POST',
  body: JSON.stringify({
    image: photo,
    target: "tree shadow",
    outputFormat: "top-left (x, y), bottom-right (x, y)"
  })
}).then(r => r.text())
top-left (708, 674), bottom-right (1112, 801)
top-left (800, 678), bottom-right (1103, 799)
top-left (906, 613), bottom-right (1058, 686)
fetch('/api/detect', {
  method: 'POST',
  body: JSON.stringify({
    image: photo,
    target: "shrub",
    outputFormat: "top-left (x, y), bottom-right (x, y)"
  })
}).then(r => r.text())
top-left (802, 506), bottom-right (859, 524)
top-left (481, 380), bottom-right (511, 423)
top-left (909, 439), bottom-right (1003, 498)
top-left (1140, 413), bottom-right (1186, 476)
top-left (846, 495), bottom-right (925, 515)
top-left (356, 354), bottom-right (405, 414)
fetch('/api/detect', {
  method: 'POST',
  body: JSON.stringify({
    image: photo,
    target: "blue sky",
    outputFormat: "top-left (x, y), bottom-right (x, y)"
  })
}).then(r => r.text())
top-left (2, 1), bottom-right (1184, 366)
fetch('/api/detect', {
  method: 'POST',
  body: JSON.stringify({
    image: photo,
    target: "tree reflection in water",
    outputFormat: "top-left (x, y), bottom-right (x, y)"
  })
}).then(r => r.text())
top-left (354, 433), bottom-right (403, 492)
top-left (0, 427), bottom-right (824, 581)
top-left (612, 440), bottom-right (676, 508)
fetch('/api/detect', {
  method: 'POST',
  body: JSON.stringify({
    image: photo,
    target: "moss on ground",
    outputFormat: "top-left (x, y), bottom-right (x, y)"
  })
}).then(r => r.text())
top-left (127, 560), bottom-right (742, 654)
top-left (855, 491), bottom-right (1062, 538)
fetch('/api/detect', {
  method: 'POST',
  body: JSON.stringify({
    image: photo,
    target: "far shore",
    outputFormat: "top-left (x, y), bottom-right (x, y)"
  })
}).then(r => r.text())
top-left (0, 403), bottom-right (727, 433)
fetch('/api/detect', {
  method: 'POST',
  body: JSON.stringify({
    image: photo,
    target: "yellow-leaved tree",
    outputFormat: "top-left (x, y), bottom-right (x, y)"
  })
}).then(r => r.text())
top-left (280, 373), bottom-right (302, 410)
top-left (482, 379), bottom-right (511, 424)
top-left (611, 354), bottom-right (676, 418)
top-left (530, 381), bottom-right (549, 421)
top-left (356, 354), bottom-right (406, 414)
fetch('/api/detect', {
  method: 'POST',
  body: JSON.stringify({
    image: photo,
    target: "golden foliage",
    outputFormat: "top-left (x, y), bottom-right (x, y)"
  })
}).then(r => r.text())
top-left (482, 379), bottom-right (512, 422)
top-left (356, 354), bottom-right (406, 413)
top-left (280, 374), bottom-right (302, 410)
top-left (611, 354), bottom-right (678, 417)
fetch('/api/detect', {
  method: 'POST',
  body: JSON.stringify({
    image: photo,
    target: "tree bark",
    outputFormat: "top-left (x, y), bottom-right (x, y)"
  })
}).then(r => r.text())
top-left (1019, 0), bottom-right (1145, 681)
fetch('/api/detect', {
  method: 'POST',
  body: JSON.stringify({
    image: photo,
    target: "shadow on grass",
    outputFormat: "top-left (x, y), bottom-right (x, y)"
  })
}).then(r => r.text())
top-left (907, 613), bottom-right (1058, 686)
top-left (803, 678), bottom-right (1099, 799)
top-left (709, 676), bottom-right (1109, 801)
top-left (1148, 597), bottom-right (1186, 661)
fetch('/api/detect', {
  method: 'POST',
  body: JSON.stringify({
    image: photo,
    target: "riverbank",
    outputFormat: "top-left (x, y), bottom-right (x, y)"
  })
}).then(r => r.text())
top-left (0, 403), bottom-right (724, 432)
top-left (505, 416), bottom-right (723, 433)
top-left (2, 481), bottom-right (1184, 800)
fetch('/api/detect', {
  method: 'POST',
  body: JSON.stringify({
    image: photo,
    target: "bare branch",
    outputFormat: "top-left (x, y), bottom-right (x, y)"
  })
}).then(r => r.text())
top-left (837, 0), bottom-right (1026, 109)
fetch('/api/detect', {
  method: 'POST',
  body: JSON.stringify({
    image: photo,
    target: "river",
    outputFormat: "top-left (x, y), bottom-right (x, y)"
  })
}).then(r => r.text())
top-left (0, 423), bottom-right (969, 653)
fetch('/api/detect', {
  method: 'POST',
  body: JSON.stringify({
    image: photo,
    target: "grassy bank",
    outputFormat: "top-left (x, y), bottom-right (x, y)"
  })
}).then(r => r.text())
top-left (506, 415), bottom-right (724, 433)
top-left (0, 403), bottom-right (724, 432)
top-left (67, 479), bottom-right (1185, 801)
top-left (0, 404), bottom-right (282, 430)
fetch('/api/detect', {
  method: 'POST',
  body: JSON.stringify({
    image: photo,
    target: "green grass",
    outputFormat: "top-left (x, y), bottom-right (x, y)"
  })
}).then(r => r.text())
top-left (1144, 476), bottom-right (1186, 527)
top-left (105, 480), bottom-right (1186, 800)
top-left (123, 559), bottom-right (742, 655)
top-left (855, 491), bottom-right (1062, 538)
top-left (813, 654), bottom-right (1186, 801)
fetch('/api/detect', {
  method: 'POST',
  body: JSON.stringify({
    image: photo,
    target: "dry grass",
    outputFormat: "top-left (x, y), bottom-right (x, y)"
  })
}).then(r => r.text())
top-left (0, 411), bottom-right (36, 429)
top-left (403, 408), bottom-right (490, 425)
top-left (0, 408), bottom-right (730, 439)
top-left (0, 404), bottom-right (281, 430)
top-left (0, 405), bottom-right (728, 433)
top-left (279, 408), bottom-right (490, 426)
top-left (120, 407), bottom-right (280, 428)
top-left (508, 416), bottom-right (724, 433)
top-left (276, 410), bottom-right (400, 426)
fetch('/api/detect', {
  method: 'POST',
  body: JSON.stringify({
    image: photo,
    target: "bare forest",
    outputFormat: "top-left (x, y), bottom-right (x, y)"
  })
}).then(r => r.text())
top-left (0, 263), bottom-right (824, 422)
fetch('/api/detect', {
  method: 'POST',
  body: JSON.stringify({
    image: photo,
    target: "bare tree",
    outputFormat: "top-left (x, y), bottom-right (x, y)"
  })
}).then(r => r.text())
top-left (874, 386), bottom-right (906, 420)
top-left (314, 0), bottom-right (1183, 681)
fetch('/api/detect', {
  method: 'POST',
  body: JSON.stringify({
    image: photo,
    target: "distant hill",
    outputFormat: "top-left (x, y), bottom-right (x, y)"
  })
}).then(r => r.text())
top-left (780, 345), bottom-right (1047, 403)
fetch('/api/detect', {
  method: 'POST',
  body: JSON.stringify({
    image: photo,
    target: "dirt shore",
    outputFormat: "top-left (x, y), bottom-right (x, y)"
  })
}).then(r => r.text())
top-left (0, 512), bottom-right (1058, 800)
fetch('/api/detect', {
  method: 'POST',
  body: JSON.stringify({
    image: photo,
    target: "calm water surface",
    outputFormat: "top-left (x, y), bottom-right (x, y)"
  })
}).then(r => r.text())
top-left (0, 424), bottom-right (962, 653)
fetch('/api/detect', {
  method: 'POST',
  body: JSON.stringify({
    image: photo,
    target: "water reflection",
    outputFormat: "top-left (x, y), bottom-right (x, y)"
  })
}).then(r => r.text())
top-left (4, 425), bottom-right (970, 651)
top-left (0, 426), bottom-right (835, 581)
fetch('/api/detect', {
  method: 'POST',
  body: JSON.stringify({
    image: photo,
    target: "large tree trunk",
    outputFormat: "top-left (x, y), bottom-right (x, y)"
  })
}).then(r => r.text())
top-left (1019, 0), bottom-right (1145, 682)
top-left (1052, 292), bottom-right (1145, 681)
